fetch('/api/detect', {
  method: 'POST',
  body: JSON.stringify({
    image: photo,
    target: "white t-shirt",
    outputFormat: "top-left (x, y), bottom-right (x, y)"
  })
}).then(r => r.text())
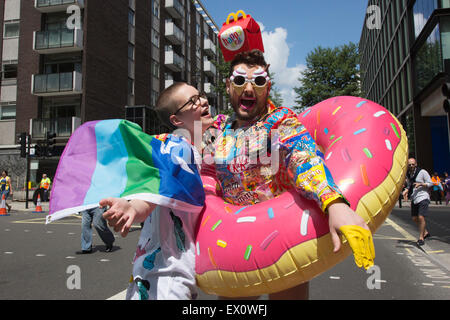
top-left (126, 205), bottom-right (200, 300)
top-left (126, 142), bottom-right (203, 300)
top-left (409, 169), bottom-right (433, 204)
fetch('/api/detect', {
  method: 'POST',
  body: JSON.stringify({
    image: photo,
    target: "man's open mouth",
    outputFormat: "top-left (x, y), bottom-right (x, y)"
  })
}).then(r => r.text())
top-left (240, 97), bottom-right (256, 111)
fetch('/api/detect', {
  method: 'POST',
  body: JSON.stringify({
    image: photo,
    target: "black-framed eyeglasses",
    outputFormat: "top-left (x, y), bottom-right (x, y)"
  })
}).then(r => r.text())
top-left (173, 92), bottom-right (207, 115)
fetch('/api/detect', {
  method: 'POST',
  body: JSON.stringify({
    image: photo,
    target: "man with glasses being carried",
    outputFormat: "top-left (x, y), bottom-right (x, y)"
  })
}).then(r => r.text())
top-left (403, 157), bottom-right (432, 246)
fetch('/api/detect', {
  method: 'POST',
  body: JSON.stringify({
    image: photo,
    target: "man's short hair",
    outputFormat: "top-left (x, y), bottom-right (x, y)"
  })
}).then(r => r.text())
top-left (154, 82), bottom-right (187, 131)
top-left (229, 49), bottom-right (269, 76)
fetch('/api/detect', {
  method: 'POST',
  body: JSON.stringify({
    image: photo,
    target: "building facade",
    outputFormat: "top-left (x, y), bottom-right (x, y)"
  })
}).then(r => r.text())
top-left (0, 0), bottom-right (224, 188)
top-left (360, 0), bottom-right (450, 174)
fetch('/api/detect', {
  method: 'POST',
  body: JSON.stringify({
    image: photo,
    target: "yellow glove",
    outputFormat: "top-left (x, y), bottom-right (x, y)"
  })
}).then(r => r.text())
top-left (339, 225), bottom-right (375, 270)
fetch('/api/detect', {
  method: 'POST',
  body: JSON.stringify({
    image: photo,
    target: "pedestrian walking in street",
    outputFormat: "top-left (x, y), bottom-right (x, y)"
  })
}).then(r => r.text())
top-left (0, 170), bottom-right (12, 213)
top-left (403, 158), bottom-right (432, 246)
top-left (39, 173), bottom-right (51, 202)
top-left (80, 206), bottom-right (115, 254)
top-left (444, 172), bottom-right (450, 206)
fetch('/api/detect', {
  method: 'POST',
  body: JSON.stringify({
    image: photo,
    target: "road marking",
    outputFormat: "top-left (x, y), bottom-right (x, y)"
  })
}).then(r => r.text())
top-left (12, 216), bottom-right (80, 225)
top-left (4, 252), bottom-right (13, 254)
top-left (100, 259), bottom-right (110, 262)
top-left (426, 250), bottom-right (445, 254)
top-left (66, 256), bottom-right (76, 259)
top-left (107, 289), bottom-right (127, 300)
top-left (385, 218), bottom-right (415, 240)
top-left (422, 283), bottom-right (434, 286)
top-left (373, 234), bottom-right (407, 241)
top-left (329, 276), bottom-right (341, 280)
top-left (35, 254), bottom-right (46, 257)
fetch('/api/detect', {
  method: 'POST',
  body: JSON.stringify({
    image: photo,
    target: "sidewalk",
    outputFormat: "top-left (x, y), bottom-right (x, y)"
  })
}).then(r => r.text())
top-left (395, 200), bottom-right (449, 209)
top-left (7, 200), bottom-right (49, 212)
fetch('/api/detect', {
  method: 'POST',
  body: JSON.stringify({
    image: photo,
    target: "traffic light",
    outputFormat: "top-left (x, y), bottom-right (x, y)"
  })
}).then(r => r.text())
top-left (34, 143), bottom-right (42, 157)
top-left (19, 132), bottom-right (27, 158)
top-left (442, 83), bottom-right (450, 113)
top-left (46, 132), bottom-right (57, 157)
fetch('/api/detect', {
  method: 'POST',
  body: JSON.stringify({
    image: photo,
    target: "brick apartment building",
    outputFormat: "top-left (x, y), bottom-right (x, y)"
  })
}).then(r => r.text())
top-left (0, 0), bottom-right (224, 188)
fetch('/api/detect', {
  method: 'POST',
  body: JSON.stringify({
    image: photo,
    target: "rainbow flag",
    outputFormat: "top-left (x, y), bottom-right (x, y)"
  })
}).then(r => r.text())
top-left (46, 120), bottom-right (205, 224)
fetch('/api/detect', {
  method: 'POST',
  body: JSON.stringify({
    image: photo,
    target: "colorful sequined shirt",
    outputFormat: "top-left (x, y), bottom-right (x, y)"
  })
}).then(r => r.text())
top-left (202, 101), bottom-right (347, 212)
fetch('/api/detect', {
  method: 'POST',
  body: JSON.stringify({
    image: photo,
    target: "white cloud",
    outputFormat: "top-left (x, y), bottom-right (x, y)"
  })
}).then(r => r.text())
top-left (257, 21), bottom-right (306, 107)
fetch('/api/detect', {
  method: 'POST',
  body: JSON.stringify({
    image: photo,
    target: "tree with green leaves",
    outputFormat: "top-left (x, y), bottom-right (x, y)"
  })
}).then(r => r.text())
top-left (212, 48), bottom-right (231, 112)
top-left (268, 71), bottom-right (284, 107)
top-left (294, 42), bottom-right (361, 112)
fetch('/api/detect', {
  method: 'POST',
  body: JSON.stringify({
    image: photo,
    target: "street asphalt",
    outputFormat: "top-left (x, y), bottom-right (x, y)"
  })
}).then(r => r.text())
top-left (0, 200), bottom-right (449, 300)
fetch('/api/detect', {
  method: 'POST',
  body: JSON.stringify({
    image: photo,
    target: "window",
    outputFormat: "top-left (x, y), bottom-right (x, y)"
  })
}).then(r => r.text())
top-left (128, 78), bottom-right (134, 95)
top-left (152, 0), bottom-right (160, 19)
top-left (413, 0), bottom-right (439, 39)
top-left (4, 22), bottom-right (19, 38)
top-left (2, 64), bottom-right (18, 79)
top-left (151, 28), bottom-right (160, 48)
top-left (0, 105), bottom-right (16, 120)
top-left (151, 90), bottom-right (158, 107)
top-left (151, 60), bottom-right (160, 79)
top-left (128, 9), bottom-right (135, 26)
top-left (128, 43), bottom-right (135, 60)
top-left (413, 24), bottom-right (443, 93)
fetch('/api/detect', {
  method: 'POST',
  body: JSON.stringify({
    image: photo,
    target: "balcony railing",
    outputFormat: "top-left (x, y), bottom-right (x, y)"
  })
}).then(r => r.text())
top-left (165, 79), bottom-right (174, 89)
top-left (32, 71), bottom-right (82, 96)
top-left (204, 82), bottom-right (215, 97)
top-left (35, 0), bottom-right (84, 13)
top-left (30, 117), bottom-right (81, 139)
top-left (204, 39), bottom-right (216, 57)
top-left (33, 28), bottom-right (83, 53)
top-left (165, 0), bottom-right (184, 19)
top-left (165, 50), bottom-right (185, 72)
top-left (165, 21), bottom-right (184, 45)
top-left (204, 60), bottom-right (216, 77)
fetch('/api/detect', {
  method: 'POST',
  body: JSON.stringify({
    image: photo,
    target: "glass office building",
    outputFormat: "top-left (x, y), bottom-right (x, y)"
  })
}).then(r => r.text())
top-left (360, 0), bottom-right (450, 174)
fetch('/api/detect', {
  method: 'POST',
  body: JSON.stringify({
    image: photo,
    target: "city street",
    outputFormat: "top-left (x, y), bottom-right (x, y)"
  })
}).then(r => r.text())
top-left (0, 202), bottom-right (449, 300)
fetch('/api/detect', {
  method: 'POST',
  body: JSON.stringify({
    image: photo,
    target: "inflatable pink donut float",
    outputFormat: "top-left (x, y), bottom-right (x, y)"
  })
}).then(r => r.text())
top-left (195, 96), bottom-right (408, 297)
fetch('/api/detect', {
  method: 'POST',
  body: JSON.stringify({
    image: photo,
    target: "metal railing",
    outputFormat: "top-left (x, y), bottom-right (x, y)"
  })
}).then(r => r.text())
top-left (165, 21), bottom-right (184, 44)
top-left (166, 0), bottom-right (185, 18)
top-left (35, 29), bottom-right (75, 50)
top-left (36, 0), bottom-right (77, 7)
top-left (33, 72), bottom-right (74, 94)
top-left (31, 117), bottom-right (79, 139)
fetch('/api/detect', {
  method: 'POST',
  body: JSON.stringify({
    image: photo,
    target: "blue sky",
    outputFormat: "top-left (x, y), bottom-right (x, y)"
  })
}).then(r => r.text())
top-left (202, 0), bottom-right (369, 106)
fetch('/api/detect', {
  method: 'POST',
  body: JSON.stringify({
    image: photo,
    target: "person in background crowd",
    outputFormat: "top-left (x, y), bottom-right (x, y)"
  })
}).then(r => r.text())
top-left (403, 158), bottom-right (432, 246)
top-left (0, 170), bottom-right (12, 212)
top-left (80, 206), bottom-right (115, 254)
top-left (444, 172), bottom-right (450, 206)
top-left (39, 173), bottom-right (51, 202)
top-left (431, 172), bottom-right (442, 205)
